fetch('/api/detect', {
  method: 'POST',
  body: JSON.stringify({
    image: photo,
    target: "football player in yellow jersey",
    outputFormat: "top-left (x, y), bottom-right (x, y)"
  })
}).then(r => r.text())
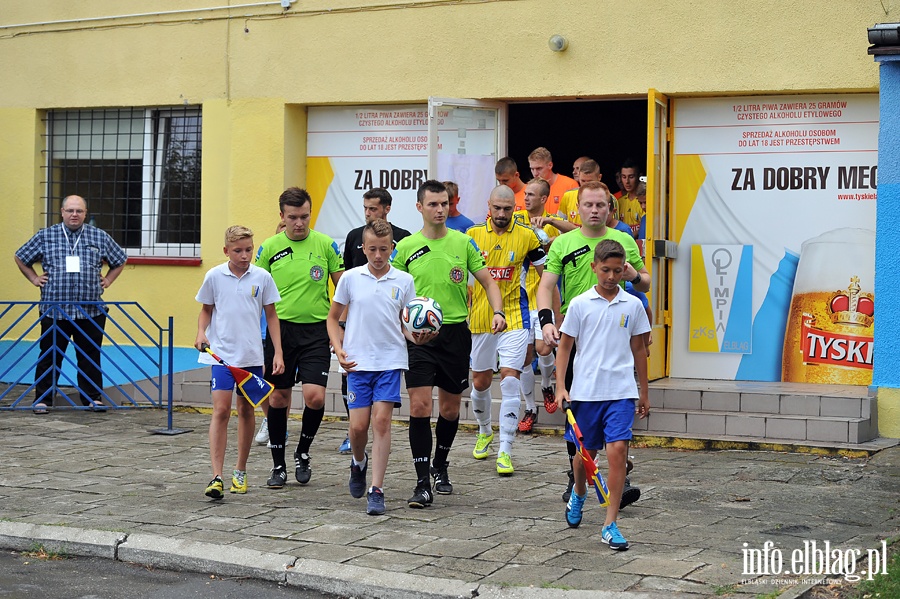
top-left (467, 185), bottom-right (546, 475)
top-left (511, 178), bottom-right (563, 433)
top-left (618, 159), bottom-right (645, 237)
top-left (556, 159), bottom-right (604, 230)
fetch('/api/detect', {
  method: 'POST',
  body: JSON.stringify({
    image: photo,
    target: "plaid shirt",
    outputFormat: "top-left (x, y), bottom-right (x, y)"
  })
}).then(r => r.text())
top-left (16, 223), bottom-right (127, 317)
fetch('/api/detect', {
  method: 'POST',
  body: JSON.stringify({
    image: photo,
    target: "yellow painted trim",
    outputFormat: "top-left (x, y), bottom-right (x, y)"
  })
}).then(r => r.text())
top-left (877, 388), bottom-right (900, 438)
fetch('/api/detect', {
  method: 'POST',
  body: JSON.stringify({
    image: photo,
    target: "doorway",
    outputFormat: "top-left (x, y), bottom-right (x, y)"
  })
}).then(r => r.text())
top-left (507, 100), bottom-right (647, 191)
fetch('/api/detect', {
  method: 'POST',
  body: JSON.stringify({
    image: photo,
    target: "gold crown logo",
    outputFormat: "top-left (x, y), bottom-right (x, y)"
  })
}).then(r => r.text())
top-left (828, 276), bottom-right (874, 327)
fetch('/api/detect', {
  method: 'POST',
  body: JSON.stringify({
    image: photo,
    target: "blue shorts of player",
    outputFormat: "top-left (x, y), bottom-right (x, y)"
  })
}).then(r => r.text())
top-left (564, 398), bottom-right (635, 450)
top-left (210, 365), bottom-right (264, 391)
top-left (347, 370), bottom-right (403, 409)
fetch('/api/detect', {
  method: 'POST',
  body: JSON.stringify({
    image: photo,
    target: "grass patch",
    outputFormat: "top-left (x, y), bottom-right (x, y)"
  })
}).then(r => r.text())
top-left (22, 543), bottom-right (67, 560)
top-left (854, 546), bottom-right (900, 598)
top-left (714, 583), bottom-right (738, 595)
top-left (540, 581), bottom-right (573, 590)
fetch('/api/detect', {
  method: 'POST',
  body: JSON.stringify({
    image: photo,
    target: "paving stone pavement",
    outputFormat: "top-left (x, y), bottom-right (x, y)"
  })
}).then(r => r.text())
top-left (1, 408), bottom-right (898, 598)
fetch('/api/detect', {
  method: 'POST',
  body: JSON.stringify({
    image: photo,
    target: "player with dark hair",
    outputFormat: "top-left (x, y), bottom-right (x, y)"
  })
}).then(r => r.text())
top-left (392, 180), bottom-right (506, 508)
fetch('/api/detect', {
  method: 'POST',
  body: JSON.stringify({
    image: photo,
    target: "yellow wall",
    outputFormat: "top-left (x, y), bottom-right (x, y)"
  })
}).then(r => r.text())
top-left (0, 0), bottom-right (885, 345)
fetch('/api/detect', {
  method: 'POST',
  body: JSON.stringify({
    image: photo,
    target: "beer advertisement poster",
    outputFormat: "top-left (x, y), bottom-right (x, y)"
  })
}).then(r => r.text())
top-left (670, 94), bottom-right (877, 385)
top-left (306, 104), bottom-right (499, 252)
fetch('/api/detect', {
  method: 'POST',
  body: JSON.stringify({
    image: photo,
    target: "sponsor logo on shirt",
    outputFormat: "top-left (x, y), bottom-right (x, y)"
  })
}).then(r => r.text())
top-left (488, 267), bottom-right (514, 281)
top-left (562, 245), bottom-right (591, 268)
top-left (406, 246), bottom-right (430, 266)
top-left (270, 247), bottom-right (293, 264)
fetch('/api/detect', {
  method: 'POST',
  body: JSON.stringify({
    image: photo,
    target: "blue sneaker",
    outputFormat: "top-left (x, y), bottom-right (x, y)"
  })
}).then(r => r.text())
top-left (565, 491), bottom-right (585, 528)
top-left (601, 521), bottom-right (629, 551)
top-left (349, 453), bottom-right (368, 498)
top-left (339, 436), bottom-right (351, 454)
top-left (366, 486), bottom-right (385, 515)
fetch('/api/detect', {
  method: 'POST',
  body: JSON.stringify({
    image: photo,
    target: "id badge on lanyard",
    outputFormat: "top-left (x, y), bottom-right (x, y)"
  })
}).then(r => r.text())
top-left (63, 228), bottom-right (82, 273)
top-left (66, 255), bottom-right (81, 273)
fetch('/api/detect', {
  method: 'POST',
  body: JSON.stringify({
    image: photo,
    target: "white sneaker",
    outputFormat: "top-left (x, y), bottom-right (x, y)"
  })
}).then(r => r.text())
top-left (255, 417), bottom-right (270, 445)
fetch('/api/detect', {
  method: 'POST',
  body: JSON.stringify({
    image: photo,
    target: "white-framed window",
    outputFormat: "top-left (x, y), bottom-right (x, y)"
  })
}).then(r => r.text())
top-left (43, 107), bottom-right (202, 258)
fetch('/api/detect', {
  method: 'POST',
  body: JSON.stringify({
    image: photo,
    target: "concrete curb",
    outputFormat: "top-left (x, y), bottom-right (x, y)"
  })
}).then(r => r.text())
top-left (0, 521), bottom-right (124, 559)
top-left (0, 522), bottom-right (678, 599)
top-left (288, 557), bottom-right (478, 598)
top-left (117, 532), bottom-right (294, 582)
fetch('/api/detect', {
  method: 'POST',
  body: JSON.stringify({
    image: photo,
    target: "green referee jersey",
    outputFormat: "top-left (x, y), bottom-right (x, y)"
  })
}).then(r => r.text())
top-left (255, 230), bottom-right (343, 323)
top-left (392, 229), bottom-right (486, 325)
top-left (546, 227), bottom-right (645, 314)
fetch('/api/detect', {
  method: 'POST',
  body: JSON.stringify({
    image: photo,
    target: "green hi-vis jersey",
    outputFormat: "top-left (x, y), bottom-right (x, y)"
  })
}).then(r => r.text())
top-left (255, 230), bottom-right (343, 323)
top-left (545, 228), bottom-right (644, 314)
top-left (392, 229), bottom-right (486, 325)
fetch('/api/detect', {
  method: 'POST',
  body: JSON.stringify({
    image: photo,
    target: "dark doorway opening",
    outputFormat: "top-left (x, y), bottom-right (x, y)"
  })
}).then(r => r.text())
top-left (507, 100), bottom-right (647, 195)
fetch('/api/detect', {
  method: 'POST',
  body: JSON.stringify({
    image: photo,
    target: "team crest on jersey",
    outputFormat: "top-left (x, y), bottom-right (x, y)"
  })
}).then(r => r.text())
top-left (310, 265), bottom-right (324, 281)
top-left (449, 266), bottom-right (465, 284)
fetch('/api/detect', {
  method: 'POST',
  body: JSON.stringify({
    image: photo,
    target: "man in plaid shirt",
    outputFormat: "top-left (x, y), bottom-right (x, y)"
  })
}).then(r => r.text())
top-left (14, 195), bottom-right (127, 412)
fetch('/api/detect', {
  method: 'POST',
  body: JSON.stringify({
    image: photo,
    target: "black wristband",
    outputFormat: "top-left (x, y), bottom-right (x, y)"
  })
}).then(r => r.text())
top-left (631, 273), bottom-right (642, 285)
top-left (538, 309), bottom-right (554, 328)
top-left (493, 310), bottom-right (506, 318)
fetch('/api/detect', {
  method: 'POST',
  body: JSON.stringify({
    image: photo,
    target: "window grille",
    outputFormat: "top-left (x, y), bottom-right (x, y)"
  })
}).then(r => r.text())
top-left (43, 107), bottom-right (202, 257)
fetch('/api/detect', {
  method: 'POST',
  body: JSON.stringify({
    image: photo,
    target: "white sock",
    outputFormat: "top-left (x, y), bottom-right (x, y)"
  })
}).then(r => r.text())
top-left (539, 353), bottom-right (555, 388)
top-left (471, 387), bottom-right (493, 434)
top-left (353, 453), bottom-right (367, 468)
top-left (498, 376), bottom-right (520, 454)
top-left (520, 367), bottom-right (536, 411)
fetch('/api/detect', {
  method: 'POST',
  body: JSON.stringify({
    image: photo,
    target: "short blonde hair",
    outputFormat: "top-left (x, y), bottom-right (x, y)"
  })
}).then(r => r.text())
top-left (225, 225), bottom-right (254, 244)
top-left (528, 147), bottom-right (552, 163)
top-left (577, 181), bottom-right (611, 203)
top-left (442, 180), bottom-right (459, 199)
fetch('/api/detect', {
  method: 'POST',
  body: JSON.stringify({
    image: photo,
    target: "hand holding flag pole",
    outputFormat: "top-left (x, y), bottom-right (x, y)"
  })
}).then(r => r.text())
top-left (199, 343), bottom-right (274, 408)
top-left (562, 398), bottom-right (610, 507)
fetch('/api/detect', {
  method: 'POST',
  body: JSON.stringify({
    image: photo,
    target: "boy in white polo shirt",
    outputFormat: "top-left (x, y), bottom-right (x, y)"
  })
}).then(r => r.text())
top-left (327, 219), bottom-right (417, 515)
top-left (196, 226), bottom-right (284, 499)
top-left (554, 239), bottom-right (650, 550)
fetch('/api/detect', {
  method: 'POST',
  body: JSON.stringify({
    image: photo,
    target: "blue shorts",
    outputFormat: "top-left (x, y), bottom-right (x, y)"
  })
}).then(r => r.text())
top-left (210, 364), bottom-right (264, 392)
top-left (347, 370), bottom-right (402, 409)
top-left (564, 399), bottom-right (635, 450)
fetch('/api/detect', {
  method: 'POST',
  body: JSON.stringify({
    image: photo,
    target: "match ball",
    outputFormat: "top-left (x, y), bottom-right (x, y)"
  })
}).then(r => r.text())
top-left (402, 297), bottom-right (443, 334)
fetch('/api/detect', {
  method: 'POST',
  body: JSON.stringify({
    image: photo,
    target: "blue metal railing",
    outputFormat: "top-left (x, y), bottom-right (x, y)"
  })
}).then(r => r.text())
top-left (0, 301), bottom-right (173, 415)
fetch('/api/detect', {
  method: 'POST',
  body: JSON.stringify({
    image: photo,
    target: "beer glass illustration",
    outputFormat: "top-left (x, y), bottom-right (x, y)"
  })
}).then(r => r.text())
top-left (782, 228), bottom-right (874, 385)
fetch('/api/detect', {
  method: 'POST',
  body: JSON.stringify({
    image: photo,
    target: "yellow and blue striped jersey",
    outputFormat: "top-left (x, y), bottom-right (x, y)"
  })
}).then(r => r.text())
top-left (513, 210), bottom-right (560, 305)
top-left (466, 219), bottom-right (546, 333)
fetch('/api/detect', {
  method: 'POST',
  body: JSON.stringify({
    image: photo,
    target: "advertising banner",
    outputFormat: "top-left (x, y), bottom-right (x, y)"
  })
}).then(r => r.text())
top-left (307, 105), bottom-right (430, 249)
top-left (670, 94), bottom-right (878, 384)
top-left (307, 104), bottom-right (499, 252)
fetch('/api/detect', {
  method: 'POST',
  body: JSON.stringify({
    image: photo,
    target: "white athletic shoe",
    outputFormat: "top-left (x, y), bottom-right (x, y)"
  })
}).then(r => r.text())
top-left (255, 417), bottom-right (270, 445)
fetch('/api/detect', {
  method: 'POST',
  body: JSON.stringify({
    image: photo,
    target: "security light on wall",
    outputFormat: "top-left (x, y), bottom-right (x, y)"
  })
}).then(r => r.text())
top-left (548, 35), bottom-right (568, 52)
top-left (868, 23), bottom-right (900, 46)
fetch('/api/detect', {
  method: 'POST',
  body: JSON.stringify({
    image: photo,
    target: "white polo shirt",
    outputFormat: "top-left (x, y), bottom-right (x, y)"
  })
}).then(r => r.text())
top-left (196, 263), bottom-right (281, 367)
top-left (559, 285), bottom-right (650, 402)
top-left (333, 264), bottom-right (416, 372)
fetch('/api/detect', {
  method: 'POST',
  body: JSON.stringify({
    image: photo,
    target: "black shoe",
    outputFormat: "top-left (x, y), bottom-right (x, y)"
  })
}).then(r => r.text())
top-left (620, 484), bottom-right (641, 510)
top-left (407, 484), bottom-right (433, 508)
top-left (266, 466), bottom-right (287, 489)
top-left (294, 451), bottom-right (311, 484)
top-left (562, 469), bottom-right (574, 503)
top-left (349, 453), bottom-right (368, 499)
top-left (430, 462), bottom-right (453, 495)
